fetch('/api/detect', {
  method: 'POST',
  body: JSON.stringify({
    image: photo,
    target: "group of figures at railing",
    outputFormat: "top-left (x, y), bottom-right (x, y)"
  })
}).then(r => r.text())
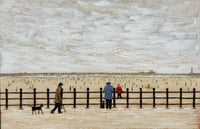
top-left (1, 82), bottom-right (200, 112)
top-left (51, 82), bottom-right (121, 113)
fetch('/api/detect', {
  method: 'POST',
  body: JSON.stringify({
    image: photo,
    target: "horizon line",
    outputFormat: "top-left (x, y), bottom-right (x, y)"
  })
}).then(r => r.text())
top-left (1, 72), bottom-right (200, 76)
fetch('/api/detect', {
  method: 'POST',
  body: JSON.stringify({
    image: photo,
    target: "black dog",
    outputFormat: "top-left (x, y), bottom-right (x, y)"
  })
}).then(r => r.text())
top-left (32, 104), bottom-right (43, 114)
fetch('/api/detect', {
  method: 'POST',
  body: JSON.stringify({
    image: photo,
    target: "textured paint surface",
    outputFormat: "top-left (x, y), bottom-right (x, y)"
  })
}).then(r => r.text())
top-left (0, 0), bottom-right (200, 73)
top-left (2, 107), bottom-right (199, 129)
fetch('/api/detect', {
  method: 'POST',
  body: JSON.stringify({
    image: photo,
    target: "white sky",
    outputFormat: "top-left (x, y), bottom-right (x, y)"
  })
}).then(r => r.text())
top-left (0, 0), bottom-right (200, 73)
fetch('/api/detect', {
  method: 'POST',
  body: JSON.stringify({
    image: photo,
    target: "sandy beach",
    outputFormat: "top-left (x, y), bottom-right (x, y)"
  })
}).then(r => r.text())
top-left (1, 73), bottom-right (200, 91)
top-left (1, 73), bottom-right (200, 129)
top-left (1, 107), bottom-right (200, 129)
top-left (1, 73), bottom-right (200, 107)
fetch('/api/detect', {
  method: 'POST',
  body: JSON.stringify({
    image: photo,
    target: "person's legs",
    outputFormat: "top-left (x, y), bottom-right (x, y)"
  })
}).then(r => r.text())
top-left (108, 99), bottom-right (112, 109)
top-left (51, 103), bottom-right (58, 113)
top-left (58, 103), bottom-right (62, 113)
top-left (106, 99), bottom-right (109, 109)
top-left (119, 93), bottom-right (122, 98)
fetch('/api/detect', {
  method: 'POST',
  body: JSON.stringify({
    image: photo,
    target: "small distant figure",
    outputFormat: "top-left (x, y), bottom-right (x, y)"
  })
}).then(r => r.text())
top-left (116, 84), bottom-right (123, 99)
top-left (131, 86), bottom-right (134, 91)
top-left (69, 86), bottom-right (72, 92)
top-left (104, 82), bottom-right (114, 109)
top-left (51, 82), bottom-right (63, 114)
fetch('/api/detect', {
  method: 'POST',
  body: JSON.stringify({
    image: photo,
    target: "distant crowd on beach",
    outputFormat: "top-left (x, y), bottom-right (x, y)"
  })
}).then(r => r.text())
top-left (2, 75), bottom-right (200, 93)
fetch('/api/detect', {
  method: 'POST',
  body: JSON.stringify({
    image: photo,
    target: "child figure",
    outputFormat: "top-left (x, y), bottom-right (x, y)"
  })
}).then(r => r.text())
top-left (116, 84), bottom-right (123, 99)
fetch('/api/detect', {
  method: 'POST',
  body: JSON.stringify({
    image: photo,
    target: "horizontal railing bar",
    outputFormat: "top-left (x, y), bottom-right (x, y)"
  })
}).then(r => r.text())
top-left (1, 97), bottom-right (200, 100)
top-left (1, 91), bottom-right (200, 94)
top-left (1, 92), bottom-right (200, 94)
top-left (1, 103), bottom-right (200, 106)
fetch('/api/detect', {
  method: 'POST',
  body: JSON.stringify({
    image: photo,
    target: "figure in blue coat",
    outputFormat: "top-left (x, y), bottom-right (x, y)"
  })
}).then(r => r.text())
top-left (104, 82), bottom-right (114, 109)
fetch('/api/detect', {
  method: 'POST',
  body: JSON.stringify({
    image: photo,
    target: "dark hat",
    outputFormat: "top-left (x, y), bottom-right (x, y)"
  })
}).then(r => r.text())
top-left (58, 82), bottom-right (63, 86)
top-left (106, 82), bottom-right (111, 85)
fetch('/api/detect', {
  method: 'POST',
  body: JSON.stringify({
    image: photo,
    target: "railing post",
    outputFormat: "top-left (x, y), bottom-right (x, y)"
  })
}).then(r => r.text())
top-left (47, 88), bottom-right (50, 108)
top-left (100, 88), bottom-right (103, 108)
top-left (5, 89), bottom-right (8, 110)
top-left (180, 88), bottom-right (182, 109)
top-left (113, 88), bottom-right (116, 108)
top-left (73, 88), bottom-right (76, 108)
top-left (193, 88), bottom-right (196, 109)
top-left (140, 88), bottom-right (142, 109)
top-left (86, 88), bottom-right (89, 108)
top-left (166, 88), bottom-right (169, 109)
top-left (153, 88), bottom-right (156, 108)
top-left (126, 88), bottom-right (129, 108)
top-left (33, 88), bottom-right (36, 107)
top-left (20, 88), bottom-right (23, 110)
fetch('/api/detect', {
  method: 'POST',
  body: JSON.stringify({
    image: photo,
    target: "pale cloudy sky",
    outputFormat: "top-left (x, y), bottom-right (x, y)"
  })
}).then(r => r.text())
top-left (0, 0), bottom-right (200, 73)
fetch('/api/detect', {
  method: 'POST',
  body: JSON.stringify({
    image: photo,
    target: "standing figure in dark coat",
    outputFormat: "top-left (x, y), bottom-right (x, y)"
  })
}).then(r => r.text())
top-left (104, 82), bottom-right (114, 109)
